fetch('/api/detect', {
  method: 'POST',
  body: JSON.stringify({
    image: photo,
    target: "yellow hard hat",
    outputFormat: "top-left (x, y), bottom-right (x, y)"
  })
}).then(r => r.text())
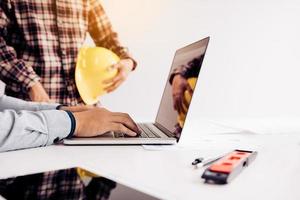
top-left (177, 77), bottom-right (197, 128)
top-left (75, 47), bottom-right (120, 105)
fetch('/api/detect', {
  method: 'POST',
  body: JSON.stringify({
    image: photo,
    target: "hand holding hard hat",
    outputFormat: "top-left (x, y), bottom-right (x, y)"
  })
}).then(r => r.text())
top-left (103, 58), bottom-right (134, 93)
top-left (76, 47), bottom-right (134, 105)
top-left (75, 47), bottom-right (120, 105)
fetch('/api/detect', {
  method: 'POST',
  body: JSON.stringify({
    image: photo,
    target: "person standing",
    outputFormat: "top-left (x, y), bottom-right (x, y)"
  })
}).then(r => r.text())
top-left (0, 0), bottom-right (136, 105)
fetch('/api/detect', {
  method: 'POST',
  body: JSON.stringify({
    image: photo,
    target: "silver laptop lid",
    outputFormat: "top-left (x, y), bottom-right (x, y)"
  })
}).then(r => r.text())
top-left (155, 37), bottom-right (210, 140)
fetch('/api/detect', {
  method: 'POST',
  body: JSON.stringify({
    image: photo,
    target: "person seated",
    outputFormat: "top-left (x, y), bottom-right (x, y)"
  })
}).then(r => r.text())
top-left (0, 94), bottom-right (140, 152)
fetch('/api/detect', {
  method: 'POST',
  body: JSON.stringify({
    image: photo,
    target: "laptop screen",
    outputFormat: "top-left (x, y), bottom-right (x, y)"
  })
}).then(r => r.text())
top-left (155, 37), bottom-right (209, 139)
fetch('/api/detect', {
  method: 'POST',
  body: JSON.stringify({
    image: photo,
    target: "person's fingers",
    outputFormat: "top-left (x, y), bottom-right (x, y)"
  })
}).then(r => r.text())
top-left (175, 99), bottom-right (180, 112)
top-left (103, 68), bottom-right (127, 91)
top-left (111, 123), bottom-right (137, 137)
top-left (111, 72), bottom-right (125, 83)
top-left (103, 73), bottom-right (121, 85)
top-left (102, 76), bottom-right (115, 84)
top-left (186, 84), bottom-right (194, 95)
top-left (103, 75), bottom-right (121, 88)
top-left (114, 117), bottom-right (139, 134)
top-left (182, 95), bottom-right (190, 111)
top-left (119, 113), bottom-right (140, 134)
top-left (173, 98), bottom-right (177, 110)
top-left (174, 95), bottom-right (183, 113)
top-left (178, 101), bottom-right (184, 114)
top-left (102, 64), bottom-right (122, 84)
top-left (103, 82), bottom-right (117, 92)
top-left (105, 79), bottom-right (124, 93)
top-left (112, 62), bottom-right (122, 70)
top-left (104, 83), bottom-right (118, 93)
top-left (174, 98), bottom-right (179, 111)
top-left (172, 91), bottom-right (177, 110)
top-left (111, 113), bottom-right (139, 133)
top-left (173, 96), bottom-right (180, 111)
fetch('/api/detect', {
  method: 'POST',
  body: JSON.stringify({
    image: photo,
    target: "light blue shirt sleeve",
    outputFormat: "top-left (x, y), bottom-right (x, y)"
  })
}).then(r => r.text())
top-left (0, 94), bottom-right (60, 111)
top-left (0, 95), bottom-right (72, 152)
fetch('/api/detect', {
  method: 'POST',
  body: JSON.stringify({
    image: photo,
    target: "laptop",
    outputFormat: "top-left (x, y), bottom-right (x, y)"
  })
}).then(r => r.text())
top-left (63, 37), bottom-right (210, 145)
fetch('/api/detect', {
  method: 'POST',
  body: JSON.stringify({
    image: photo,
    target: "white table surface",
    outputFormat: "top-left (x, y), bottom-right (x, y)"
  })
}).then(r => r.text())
top-left (1, 118), bottom-right (300, 200)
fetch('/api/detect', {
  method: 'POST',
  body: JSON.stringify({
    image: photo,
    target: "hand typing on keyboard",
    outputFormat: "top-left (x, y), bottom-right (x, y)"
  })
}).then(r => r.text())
top-left (73, 108), bottom-right (141, 137)
top-left (113, 131), bottom-right (141, 138)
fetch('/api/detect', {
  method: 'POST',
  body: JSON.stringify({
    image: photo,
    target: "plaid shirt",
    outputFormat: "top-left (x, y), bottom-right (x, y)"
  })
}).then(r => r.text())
top-left (0, 168), bottom-right (116, 200)
top-left (0, 0), bottom-right (133, 105)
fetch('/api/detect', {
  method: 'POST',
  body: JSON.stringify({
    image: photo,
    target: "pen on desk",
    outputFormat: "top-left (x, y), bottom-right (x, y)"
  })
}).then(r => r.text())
top-left (191, 157), bottom-right (204, 166)
top-left (201, 156), bottom-right (223, 167)
top-left (192, 155), bottom-right (223, 168)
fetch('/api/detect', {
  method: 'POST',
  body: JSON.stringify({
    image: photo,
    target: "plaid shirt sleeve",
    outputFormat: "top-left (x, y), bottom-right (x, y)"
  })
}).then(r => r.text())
top-left (88, 0), bottom-right (137, 69)
top-left (0, 3), bottom-right (40, 91)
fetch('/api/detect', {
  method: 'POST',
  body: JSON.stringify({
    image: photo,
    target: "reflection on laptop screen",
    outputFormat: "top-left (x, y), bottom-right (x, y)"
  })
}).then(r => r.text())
top-left (155, 37), bottom-right (209, 139)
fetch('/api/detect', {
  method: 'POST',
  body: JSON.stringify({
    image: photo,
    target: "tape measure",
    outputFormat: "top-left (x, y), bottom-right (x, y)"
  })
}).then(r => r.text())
top-left (201, 150), bottom-right (257, 184)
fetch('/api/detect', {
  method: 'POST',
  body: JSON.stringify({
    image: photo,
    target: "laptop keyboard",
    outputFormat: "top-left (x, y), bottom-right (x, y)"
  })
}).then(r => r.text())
top-left (113, 123), bottom-right (161, 138)
top-left (137, 123), bottom-right (161, 138)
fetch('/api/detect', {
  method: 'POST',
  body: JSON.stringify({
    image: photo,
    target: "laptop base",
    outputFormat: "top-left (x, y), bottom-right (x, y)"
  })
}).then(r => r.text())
top-left (63, 137), bottom-right (177, 145)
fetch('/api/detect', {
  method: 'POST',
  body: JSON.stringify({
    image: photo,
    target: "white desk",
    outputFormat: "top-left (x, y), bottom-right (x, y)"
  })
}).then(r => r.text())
top-left (1, 118), bottom-right (300, 200)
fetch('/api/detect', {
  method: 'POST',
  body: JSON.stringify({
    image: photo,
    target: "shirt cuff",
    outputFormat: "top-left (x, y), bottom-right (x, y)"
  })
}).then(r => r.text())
top-left (64, 111), bottom-right (76, 138)
top-left (41, 110), bottom-right (73, 145)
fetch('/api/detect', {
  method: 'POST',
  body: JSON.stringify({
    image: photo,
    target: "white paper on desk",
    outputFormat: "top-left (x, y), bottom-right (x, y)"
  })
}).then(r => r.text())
top-left (210, 117), bottom-right (300, 135)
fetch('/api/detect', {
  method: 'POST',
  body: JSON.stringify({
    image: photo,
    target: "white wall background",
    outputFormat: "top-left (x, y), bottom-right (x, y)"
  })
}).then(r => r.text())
top-left (2, 0), bottom-right (299, 121)
top-left (88, 0), bottom-right (300, 122)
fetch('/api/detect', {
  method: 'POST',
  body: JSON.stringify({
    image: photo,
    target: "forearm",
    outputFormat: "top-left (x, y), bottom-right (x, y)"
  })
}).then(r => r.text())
top-left (0, 37), bottom-right (40, 90)
top-left (88, 0), bottom-right (137, 69)
top-left (0, 95), bottom-right (59, 112)
top-left (0, 109), bottom-right (72, 152)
